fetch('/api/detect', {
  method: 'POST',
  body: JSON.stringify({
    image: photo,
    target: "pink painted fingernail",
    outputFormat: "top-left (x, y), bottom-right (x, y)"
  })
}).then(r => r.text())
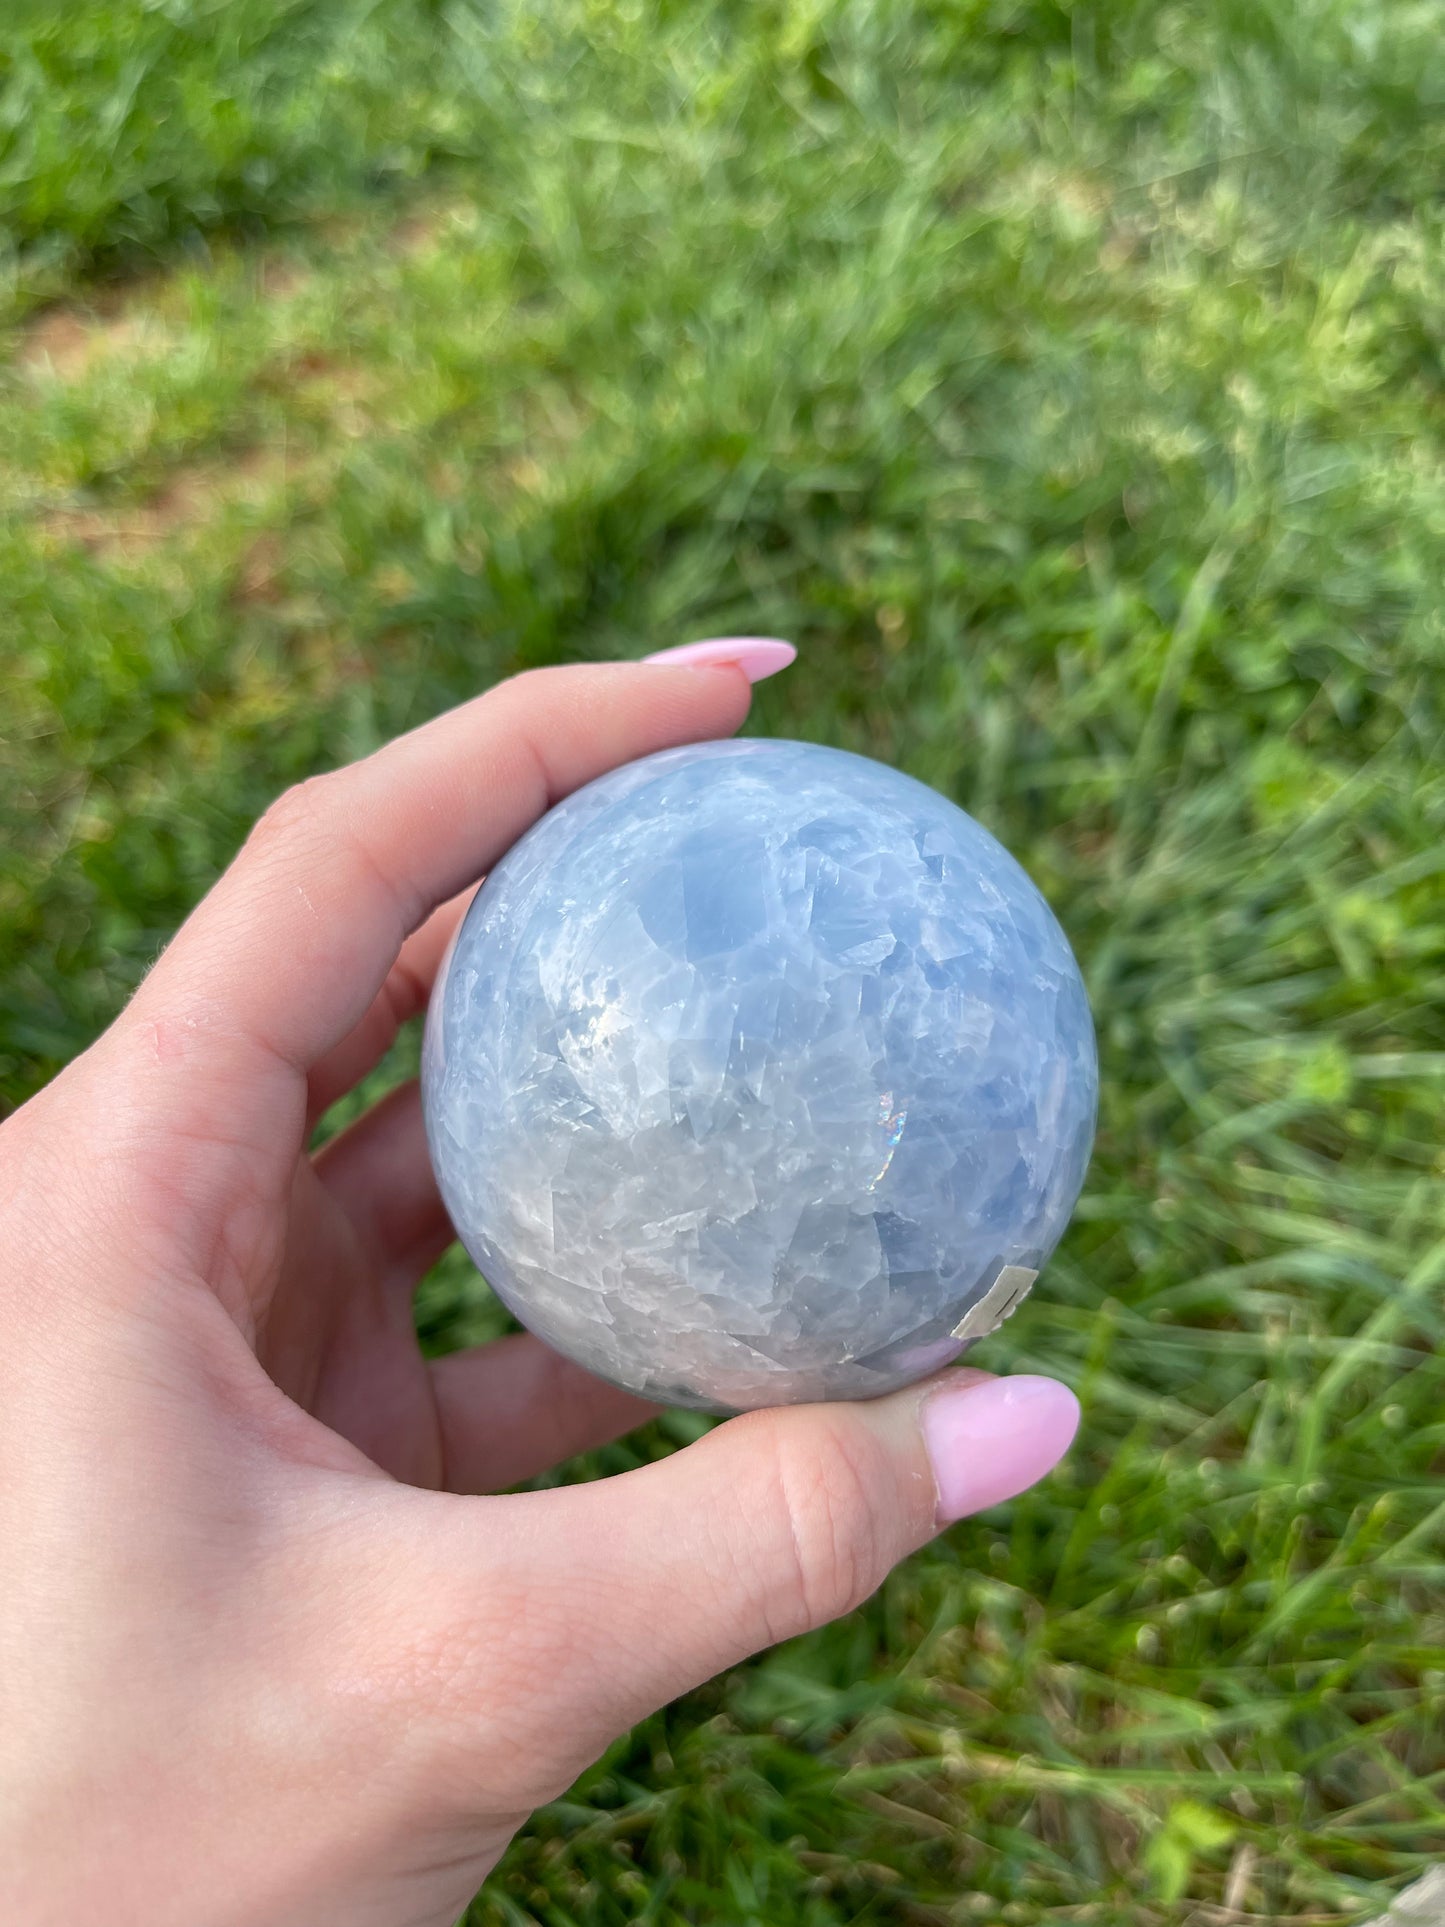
top-left (921, 1375), bottom-right (1080, 1524)
top-left (641, 637), bottom-right (797, 682)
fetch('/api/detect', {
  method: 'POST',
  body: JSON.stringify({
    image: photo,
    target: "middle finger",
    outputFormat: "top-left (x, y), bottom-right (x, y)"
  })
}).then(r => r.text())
top-left (306, 886), bottom-right (475, 1127)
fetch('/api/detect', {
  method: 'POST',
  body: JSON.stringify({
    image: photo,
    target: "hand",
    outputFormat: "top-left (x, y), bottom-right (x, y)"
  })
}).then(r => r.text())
top-left (0, 655), bottom-right (1080, 1927)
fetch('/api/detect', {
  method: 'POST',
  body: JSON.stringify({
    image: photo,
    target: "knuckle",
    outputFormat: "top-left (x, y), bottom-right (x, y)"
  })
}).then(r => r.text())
top-left (498, 664), bottom-right (571, 707)
top-left (500, 665), bottom-right (551, 701)
top-left (486, 669), bottom-right (561, 752)
top-left (245, 773), bottom-right (335, 861)
top-left (754, 1416), bottom-right (892, 1640)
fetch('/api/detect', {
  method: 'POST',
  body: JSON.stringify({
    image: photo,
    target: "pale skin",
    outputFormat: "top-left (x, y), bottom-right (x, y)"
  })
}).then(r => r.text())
top-left (0, 660), bottom-right (1080, 1927)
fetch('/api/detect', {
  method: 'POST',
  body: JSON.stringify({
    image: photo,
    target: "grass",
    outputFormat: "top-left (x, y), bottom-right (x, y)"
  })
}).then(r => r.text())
top-left (4, 0), bottom-right (1445, 1920)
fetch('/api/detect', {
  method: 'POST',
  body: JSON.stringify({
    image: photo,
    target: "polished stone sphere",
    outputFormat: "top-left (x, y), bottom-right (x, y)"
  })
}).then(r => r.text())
top-left (422, 739), bottom-right (1096, 1412)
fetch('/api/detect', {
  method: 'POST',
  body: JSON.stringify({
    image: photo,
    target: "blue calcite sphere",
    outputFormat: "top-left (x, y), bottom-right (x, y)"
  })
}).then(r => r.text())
top-left (422, 740), bottom-right (1096, 1412)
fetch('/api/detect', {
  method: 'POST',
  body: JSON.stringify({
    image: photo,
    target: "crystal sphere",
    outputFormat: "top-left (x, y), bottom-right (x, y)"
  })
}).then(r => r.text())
top-left (422, 739), bottom-right (1096, 1412)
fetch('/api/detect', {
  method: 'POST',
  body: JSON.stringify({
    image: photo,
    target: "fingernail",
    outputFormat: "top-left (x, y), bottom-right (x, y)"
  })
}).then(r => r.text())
top-left (921, 1375), bottom-right (1080, 1524)
top-left (641, 637), bottom-right (797, 683)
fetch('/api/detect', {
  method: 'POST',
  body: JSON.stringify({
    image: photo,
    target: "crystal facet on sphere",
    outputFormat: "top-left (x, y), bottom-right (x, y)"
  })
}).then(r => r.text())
top-left (422, 740), bottom-right (1097, 1412)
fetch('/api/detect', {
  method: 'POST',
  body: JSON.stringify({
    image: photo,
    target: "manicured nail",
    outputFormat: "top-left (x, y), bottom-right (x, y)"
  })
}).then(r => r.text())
top-left (921, 1374), bottom-right (1080, 1524)
top-left (641, 637), bottom-right (797, 683)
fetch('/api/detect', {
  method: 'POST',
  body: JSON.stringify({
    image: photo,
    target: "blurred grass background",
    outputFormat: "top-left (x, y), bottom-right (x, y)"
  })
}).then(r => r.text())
top-left (3, 1), bottom-right (1445, 1921)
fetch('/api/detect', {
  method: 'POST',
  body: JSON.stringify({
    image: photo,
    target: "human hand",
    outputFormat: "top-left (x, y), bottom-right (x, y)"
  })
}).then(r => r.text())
top-left (0, 649), bottom-right (1081, 1927)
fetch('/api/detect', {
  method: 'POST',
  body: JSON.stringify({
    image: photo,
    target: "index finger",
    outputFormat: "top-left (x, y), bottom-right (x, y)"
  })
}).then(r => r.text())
top-left (125, 660), bottom-right (757, 1097)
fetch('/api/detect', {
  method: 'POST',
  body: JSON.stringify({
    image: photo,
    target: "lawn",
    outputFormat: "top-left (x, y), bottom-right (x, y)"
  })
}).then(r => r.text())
top-left (4, 1), bottom-right (1445, 1921)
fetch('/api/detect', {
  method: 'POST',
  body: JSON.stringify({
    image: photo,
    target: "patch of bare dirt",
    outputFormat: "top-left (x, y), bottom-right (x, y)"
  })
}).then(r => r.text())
top-left (255, 254), bottom-right (311, 300)
top-left (38, 445), bottom-right (289, 562)
top-left (17, 295), bottom-right (173, 381)
top-left (388, 198), bottom-right (471, 258)
top-left (17, 308), bottom-right (95, 377)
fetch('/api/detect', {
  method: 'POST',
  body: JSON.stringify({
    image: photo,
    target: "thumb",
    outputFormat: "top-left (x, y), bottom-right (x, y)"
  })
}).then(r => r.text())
top-left (506, 1369), bottom-right (1080, 1745)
